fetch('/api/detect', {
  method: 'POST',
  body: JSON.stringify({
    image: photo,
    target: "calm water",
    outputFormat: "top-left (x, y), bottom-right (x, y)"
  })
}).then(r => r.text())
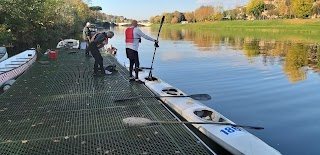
top-left (108, 26), bottom-right (320, 155)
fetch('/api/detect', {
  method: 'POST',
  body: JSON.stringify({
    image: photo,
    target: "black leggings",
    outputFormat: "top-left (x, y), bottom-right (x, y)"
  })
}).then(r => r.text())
top-left (85, 40), bottom-right (90, 55)
top-left (126, 48), bottom-right (139, 79)
top-left (89, 43), bottom-right (104, 74)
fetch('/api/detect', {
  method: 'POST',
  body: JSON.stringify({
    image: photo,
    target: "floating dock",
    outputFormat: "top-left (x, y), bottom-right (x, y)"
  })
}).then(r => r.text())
top-left (0, 49), bottom-right (215, 154)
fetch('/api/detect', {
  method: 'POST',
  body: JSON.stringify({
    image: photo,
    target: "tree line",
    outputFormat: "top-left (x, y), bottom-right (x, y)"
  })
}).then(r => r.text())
top-left (150, 0), bottom-right (320, 24)
top-left (0, 0), bottom-right (101, 49)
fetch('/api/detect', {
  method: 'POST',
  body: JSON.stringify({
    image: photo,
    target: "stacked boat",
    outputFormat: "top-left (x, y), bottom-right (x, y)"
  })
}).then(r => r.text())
top-left (0, 49), bottom-right (36, 89)
top-left (133, 70), bottom-right (281, 155)
top-left (0, 47), bottom-right (8, 62)
top-left (56, 39), bottom-right (80, 49)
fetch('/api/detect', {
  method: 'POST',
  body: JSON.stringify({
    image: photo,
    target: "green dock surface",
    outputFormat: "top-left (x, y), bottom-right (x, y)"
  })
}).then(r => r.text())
top-left (0, 49), bottom-right (213, 154)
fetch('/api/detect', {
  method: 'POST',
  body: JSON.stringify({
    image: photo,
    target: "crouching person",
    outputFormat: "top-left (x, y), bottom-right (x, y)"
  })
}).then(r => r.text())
top-left (89, 31), bottom-right (114, 76)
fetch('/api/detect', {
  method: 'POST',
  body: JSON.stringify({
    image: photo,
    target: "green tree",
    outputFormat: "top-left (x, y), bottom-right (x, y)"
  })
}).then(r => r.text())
top-left (243, 40), bottom-right (260, 57)
top-left (246, 0), bottom-right (265, 19)
top-left (0, 0), bottom-right (92, 49)
top-left (163, 13), bottom-right (173, 24)
top-left (172, 11), bottom-right (185, 22)
top-left (291, 0), bottom-right (314, 18)
top-left (89, 6), bottom-right (102, 20)
top-left (89, 6), bottom-right (102, 11)
top-left (150, 16), bottom-right (163, 24)
top-left (283, 43), bottom-right (308, 82)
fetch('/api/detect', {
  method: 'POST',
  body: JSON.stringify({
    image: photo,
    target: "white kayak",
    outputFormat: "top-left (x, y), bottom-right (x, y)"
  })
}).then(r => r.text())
top-left (133, 69), bottom-right (281, 155)
top-left (0, 49), bottom-right (36, 87)
top-left (0, 47), bottom-right (8, 62)
top-left (56, 39), bottom-right (80, 49)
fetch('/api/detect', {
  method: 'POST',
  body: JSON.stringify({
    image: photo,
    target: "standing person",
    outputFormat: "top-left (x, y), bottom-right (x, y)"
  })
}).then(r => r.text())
top-left (89, 31), bottom-right (114, 76)
top-left (83, 22), bottom-right (92, 57)
top-left (125, 20), bottom-right (158, 83)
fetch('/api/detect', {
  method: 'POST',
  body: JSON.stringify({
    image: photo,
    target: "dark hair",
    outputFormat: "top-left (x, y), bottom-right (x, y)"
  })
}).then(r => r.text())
top-left (106, 31), bottom-right (114, 38)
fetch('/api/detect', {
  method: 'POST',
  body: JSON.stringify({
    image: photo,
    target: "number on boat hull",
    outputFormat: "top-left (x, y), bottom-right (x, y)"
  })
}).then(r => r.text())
top-left (220, 127), bottom-right (242, 135)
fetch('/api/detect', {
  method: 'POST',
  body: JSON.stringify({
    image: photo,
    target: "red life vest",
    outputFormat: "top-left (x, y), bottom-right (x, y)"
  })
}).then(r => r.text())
top-left (125, 27), bottom-right (134, 43)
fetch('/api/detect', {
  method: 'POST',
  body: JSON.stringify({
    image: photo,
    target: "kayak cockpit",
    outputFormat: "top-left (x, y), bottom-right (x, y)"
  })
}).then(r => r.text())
top-left (194, 109), bottom-right (226, 122)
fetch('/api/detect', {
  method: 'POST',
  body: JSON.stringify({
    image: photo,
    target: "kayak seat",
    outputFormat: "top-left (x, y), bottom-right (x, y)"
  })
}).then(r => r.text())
top-left (162, 88), bottom-right (184, 96)
top-left (194, 110), bottom-right (214, 120)
top-left (194, 110), bottom-right (225, 122)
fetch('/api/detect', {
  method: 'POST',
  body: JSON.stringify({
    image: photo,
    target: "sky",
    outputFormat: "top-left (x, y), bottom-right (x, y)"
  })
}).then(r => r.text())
top-left (89, 0), bottom-right (249, 20)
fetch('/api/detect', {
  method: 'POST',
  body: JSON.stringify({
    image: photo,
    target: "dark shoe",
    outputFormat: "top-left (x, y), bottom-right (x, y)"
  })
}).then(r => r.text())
top-left (129, 76), bottom-right (135, 82)
top-left (93, 72), bottom-right (105, 77)
top-left (85, 54), bottom-right (92, 57)
top-left (100, 69), bottom-right (106, 74)
top-left (135, 79), bottom-right (144, 84)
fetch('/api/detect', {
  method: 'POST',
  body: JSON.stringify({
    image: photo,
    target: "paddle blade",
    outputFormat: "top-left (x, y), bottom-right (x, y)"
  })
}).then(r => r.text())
top-left (190, 94), bottom-right (212, 101)
top-left (123, 117), bottom-right (152, 127)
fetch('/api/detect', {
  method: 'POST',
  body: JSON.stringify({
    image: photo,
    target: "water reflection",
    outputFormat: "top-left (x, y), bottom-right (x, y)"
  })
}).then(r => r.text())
top-left (157, 28), bottom-right (320, 83)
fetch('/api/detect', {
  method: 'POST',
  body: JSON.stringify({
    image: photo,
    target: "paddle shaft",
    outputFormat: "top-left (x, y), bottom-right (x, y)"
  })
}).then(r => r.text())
top-left (115, 94), bottom-right (210, 102)
top-left (115, 95), bottom-right (192, 102)
top-left (148, 16), bottom-right (165, 80)
top-left (150, 121), bottom-right (264, 130)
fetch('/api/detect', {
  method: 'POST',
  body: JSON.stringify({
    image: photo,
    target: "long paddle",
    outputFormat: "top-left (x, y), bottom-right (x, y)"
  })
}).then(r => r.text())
top-left (122, 117), bottom-right (264, 130)
top-left (114, 93), bottom-right (211, 102)
top-left (147, 16), bottom-right (165, 81)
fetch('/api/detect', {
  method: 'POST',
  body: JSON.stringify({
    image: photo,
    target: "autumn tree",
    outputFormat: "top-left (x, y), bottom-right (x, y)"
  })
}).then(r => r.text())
top-left (277, 0), bottom-right (288, 17)
top-left (184, 12), bottom-right (195, 22)
top-left (171, 17), bottom-right (179, 24)
top-left (246, 0), bottom-right (265, 19)
top-left (194, 6), bottom-right (215, 22)
top-left (312, 2), bottom-right (320, 16)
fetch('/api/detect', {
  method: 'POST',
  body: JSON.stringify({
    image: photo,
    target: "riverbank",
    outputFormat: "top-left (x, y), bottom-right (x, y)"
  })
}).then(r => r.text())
top-left (156, 19), bottom-right (320, 32)
top-left (152, 19), bottom-right (320, 43)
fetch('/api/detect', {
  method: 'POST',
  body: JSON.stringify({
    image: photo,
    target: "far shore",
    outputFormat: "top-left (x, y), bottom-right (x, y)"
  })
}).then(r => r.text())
top-left (152, 19), bottom-right (320, 32)
top-left (151, 19), bottom-right (320, 42)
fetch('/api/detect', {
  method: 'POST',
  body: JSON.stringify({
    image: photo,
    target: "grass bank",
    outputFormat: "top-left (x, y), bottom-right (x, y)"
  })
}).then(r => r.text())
top-left (152, 19), bottom-right (320, 43)
top-left (158, 19), bottom-right (320, 32)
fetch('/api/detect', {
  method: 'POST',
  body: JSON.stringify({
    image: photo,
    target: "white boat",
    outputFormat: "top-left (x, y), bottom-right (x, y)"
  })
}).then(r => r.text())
top-left (0, 47), bottom-right (8, 62)
top-left (56, 39), bottom-right (80, 49)
top-left (133, 70), bottom-right (281, 155)
top-left (0, 49), bottom-right (36, 87)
